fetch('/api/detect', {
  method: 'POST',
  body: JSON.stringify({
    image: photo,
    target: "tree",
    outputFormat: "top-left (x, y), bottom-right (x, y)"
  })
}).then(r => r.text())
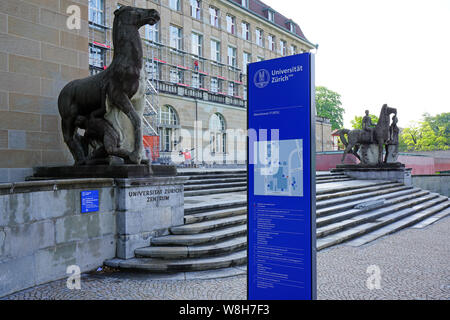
top-left (350, 114), bottom-right (379, 130)
top-left (399, 113), bottom-right (450, 152)
top-left (315, 86), bottom-right (345, 130)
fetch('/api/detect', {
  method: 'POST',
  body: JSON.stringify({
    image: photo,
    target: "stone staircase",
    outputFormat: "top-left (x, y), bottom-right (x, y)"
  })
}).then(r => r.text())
top-left (105, 169), bottom-right (450, 273)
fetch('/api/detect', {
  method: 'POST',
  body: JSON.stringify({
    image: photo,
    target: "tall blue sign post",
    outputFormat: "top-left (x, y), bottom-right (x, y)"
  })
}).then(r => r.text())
top-left (247, 53), bottom-right (316, 300)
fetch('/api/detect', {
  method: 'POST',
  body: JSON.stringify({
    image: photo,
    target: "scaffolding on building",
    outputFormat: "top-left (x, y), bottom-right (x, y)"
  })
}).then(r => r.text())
top-left (88, 2), bottom-right (162, 160)
top-left (141, 39), bottom-right (247, 109)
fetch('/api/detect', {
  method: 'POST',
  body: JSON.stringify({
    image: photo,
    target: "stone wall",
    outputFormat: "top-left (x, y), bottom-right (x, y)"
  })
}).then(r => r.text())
top-left (0, 0), bottom-right (89, 183)
top-left (412, 175), bottom-right (450, 198)
top-left (315, 117), bottom-right (333, 152)
top-left (0, 175), bottom-right (186, 297)
top-left (0, 178), bottom-right (115, 297)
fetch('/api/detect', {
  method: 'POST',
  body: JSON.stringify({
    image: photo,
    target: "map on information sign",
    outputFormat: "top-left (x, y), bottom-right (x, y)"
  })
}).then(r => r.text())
top-left (254, 139), bottom-right (303, 197)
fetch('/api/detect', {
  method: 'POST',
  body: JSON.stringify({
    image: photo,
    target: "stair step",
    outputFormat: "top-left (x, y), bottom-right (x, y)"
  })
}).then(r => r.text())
top-left (184, 186), bottom-right (247, 197)
top-left (316, 174), bottom-right (348, 180)
top-left (181, 173), bottom-right (246, 180)
top-left (184, 199), bottom-right (247, 214)
top-left (151, 224), bottom-right (247, 246)
top-left (184, 181), bottom-right (247, 191)
top-left (105, 250), bottom-right (247, 272)
top-left (178, 170), bottom-right (246, 176)
top-left (316, 185), bottom-right (413, 209)
top-left (316, 187), bottom-right (420, 217)
top-left (317, 195), bottom-right (449, 250)
top-left (185, 206), bottom-right (247, 224)
top-left (317, 180), bottom-right (395, 195)
top-left (345, 198), bottom-right (450, 247)
top-left (316, 182), bottom-right (403, 201)
top-left (316, 178), bottom-right (353, 184)
top-left (184, 178), bottom-right (246, 186)
top-left (171, 215), bottom-right (246, 235)
top-left (411, 206), bottom-right (450, 229)
top-left (316, 192), bottom-right (438, 237)
top-left (135, 236), bottom-right (247, 259)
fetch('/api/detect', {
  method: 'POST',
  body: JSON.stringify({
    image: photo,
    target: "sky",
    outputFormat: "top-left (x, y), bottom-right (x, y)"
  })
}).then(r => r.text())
top-left (262, 0), bottom-right (450, 128)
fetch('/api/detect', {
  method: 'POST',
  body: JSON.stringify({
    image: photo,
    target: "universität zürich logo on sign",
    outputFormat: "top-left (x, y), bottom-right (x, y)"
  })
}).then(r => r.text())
top-left (254, 69), bottom-right (270, 88)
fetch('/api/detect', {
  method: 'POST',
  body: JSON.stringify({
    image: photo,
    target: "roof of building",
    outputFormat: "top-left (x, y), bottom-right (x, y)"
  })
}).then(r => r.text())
top-left (226, 0), bottom-right (315, 47)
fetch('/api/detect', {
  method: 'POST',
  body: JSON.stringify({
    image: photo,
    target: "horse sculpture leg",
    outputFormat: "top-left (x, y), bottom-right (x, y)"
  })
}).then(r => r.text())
top-left (107, 89), bottom-right (142, 164)
top-left (378, 142), bottom-right (384, 164)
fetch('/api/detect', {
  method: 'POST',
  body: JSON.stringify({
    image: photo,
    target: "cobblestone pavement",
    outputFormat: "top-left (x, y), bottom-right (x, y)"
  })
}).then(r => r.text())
top-left (2, 217), bottom-right (449, 300)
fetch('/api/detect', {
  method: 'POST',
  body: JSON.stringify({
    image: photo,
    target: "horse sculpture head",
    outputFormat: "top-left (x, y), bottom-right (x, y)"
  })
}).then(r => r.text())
top-left (382, 104), bottom-right (397, 117)
top-left (113, 6), bottom-right (160, 28)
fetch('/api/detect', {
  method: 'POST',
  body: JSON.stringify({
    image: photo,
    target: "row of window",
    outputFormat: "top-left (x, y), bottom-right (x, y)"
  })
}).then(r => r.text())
top-left (89, 0), bottom-right (303, 59)
top-left (89, 44), bottom-right (244, 97)
top-left (159, 105), bottom-right (227, 154)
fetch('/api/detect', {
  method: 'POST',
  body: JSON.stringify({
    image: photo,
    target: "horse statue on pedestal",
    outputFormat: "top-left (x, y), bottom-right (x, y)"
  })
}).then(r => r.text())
top-left (57, 6), bottom-right (160, 165)
top-left (337, 104), bottom-right (397, 165)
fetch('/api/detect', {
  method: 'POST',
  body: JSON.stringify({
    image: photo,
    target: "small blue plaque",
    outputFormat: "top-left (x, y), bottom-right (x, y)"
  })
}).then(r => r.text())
top-left (81, 190), bottom-right (99, 213)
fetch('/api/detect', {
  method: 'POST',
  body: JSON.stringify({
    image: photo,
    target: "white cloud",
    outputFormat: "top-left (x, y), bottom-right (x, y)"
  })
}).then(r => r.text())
top-left (262, 0), bottom-right (450, 128)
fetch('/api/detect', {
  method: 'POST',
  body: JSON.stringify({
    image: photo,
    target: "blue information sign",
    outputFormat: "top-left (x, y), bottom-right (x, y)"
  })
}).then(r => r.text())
top-left (81, 190), bottom-right (99, 213)
top-left (247, 53), bottom-right (316, 300)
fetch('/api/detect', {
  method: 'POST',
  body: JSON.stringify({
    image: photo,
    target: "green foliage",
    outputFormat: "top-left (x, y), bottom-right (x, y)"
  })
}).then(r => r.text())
top-left (399, 112), bottom-right (450, 152)
top-left (315, 86), bottom-right (345, 130)
top-left (350, 114), bottom-right (379, 130)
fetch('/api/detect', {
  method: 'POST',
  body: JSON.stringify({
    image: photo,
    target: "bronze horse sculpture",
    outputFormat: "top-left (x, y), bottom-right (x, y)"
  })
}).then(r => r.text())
top-left (337, 104), bottom-right (397, 164)
top-left (58, 6), bottom-right (160, 165)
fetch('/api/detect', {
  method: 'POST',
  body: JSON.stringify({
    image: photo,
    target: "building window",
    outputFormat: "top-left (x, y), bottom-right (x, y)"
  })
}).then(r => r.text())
top-left (241, 22), bottom-right (250, 41)
top-left (209, 6), bottom-right (220, 27)
top-left (145, 22), bottom-right (159, 42)
top-left (209, 113), bottom-right (226, 154)
top-left (255, 28), bottom-right (264, 47)
top-left (226, 15), bottom-right (235, 34)
top-left (169, 0), bottom-right (180, 11)
top-left (290, 22), bottom-right (296, 33)
top-left (158, 105), bottom-right (179, 152)
top-left (89, 45), bottom-right (105, 69)
top-left (241, 0), bottom-right (249, 8)
top-left (169, 25), bottom-right (183, 50)
top-left (228, 82), bottom-right (235, 96)
top-left (227, 46), bottom-right (237, 67)
top-left (243, 52), bottom-right (251, 74)
top-left (279, 40), bottom-right (287, 55)
top-left (211, 39), bottom-right (221, 62)
top-left (290, 45), bottom-right (297, 55)
top-left (267, 10), bottom-right (275, 22)
top-left (145, 60), bottom-right (160, 80)
top-left (191, 32), bottom-right (203, 57)
top-left (190, 0), bottom-right (201, 20)
top-left (191, 73), bottom-right (205, 89)
top-left (89, 0), bottom-right (104, 25)
top-left (170, 68), bottom-right (184, 83)
top-left (211, 77), bottom-right (218, 92)
top-left (268, 34), bottom-right (275, 51)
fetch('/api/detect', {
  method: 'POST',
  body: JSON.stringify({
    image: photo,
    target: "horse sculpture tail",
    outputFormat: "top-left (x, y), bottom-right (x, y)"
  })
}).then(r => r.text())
top-left (337, 129), bottom-right (350, 148)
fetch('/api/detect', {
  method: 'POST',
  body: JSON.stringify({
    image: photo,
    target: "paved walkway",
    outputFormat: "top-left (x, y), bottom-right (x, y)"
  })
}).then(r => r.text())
top-left (2, 216), bottom-right (449, 300)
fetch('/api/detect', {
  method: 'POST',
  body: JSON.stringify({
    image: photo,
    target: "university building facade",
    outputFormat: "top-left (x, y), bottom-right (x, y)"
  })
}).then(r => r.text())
top-left (89, 0), bottom-right (317, 165)
top-left (0, 0), bottom-right (321, 182)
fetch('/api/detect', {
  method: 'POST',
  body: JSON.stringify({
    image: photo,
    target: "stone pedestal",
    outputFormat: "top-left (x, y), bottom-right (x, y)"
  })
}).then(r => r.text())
top-left (32, 164), bottom-right (177, 179)
top-left (357, 144), bottom-right (379, 165)
top-left (115, 176), bottom-right (187, 259)
top-left (332, 163), bottom-right (412, 185)
top-left (31, 164), bottom-right (184, 260)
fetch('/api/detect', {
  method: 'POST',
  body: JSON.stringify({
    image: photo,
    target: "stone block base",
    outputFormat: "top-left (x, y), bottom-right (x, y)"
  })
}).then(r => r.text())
top-left (115, 176), bottom-right (187, 259)
top-left (32, 164), bottom-right (177, 179)
top-left (332, 164), bottom-right (412, 185)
